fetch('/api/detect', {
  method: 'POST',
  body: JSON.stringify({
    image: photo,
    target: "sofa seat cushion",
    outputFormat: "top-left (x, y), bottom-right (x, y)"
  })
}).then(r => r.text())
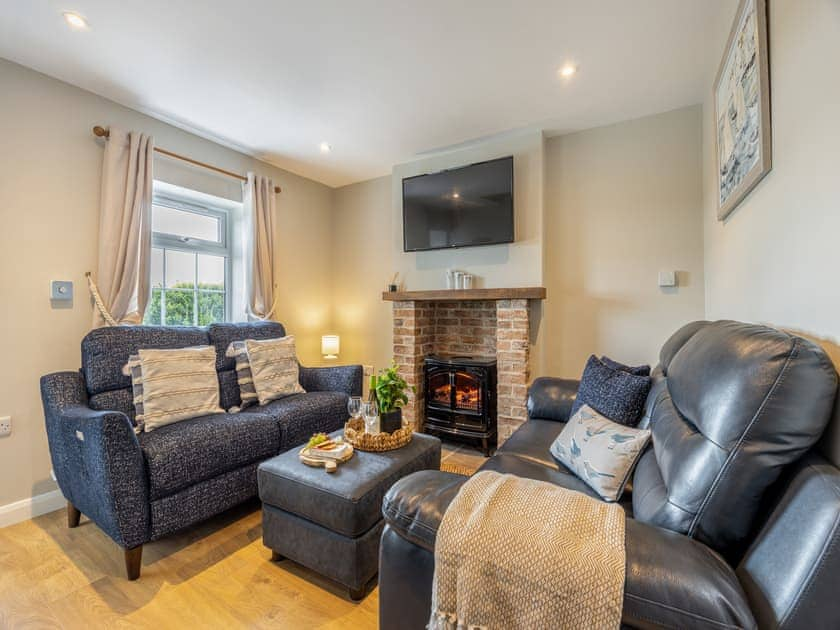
top-left (481, 452), bottom-right (619, 502)
top-left (246, 391), bottom-right (350, 448)
top-left (139, 411), bottom-right (280, 500)
top-left (496, 418), bottom-right (566, 466)
top-left (490, 418), bottom-right (635, 509)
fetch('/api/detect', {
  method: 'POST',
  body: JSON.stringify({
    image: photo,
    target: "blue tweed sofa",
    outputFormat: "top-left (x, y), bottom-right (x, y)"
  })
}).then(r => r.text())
top-left (40, 321), bottom-right (362, 580)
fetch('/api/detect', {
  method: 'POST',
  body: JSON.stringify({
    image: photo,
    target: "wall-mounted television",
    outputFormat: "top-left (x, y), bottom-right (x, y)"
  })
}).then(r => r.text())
top-left (402, 155), bottom-right (514, 252)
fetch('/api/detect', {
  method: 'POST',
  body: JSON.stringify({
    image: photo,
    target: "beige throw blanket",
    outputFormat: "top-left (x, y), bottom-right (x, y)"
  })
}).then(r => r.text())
top-left (430, 471), bottom-right (625, 630)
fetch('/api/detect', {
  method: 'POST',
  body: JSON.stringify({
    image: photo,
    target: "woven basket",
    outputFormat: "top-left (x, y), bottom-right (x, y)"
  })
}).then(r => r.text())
top-left (344, 417), bottom-right (412, 452)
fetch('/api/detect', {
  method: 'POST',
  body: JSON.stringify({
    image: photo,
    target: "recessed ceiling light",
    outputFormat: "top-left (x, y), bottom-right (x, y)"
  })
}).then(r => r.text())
top-left (452, 192), bottom-right (460, 199)
top-left (319, 142), bottom-right (332, 154)
top-left (63, 12), bottom-right (89, 29)
top-left (558, 64), bottom-right (577, 78)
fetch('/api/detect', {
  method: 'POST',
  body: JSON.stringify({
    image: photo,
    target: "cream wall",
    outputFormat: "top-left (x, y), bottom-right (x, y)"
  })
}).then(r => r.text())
top-left (703, 0), bottom-right (840, 355)
top-left (331, 176), bottom-right (394, 372)
top-left (543, 106), bottom-right (706, 377)
top-left (0, 59), bottom-right (334, 511)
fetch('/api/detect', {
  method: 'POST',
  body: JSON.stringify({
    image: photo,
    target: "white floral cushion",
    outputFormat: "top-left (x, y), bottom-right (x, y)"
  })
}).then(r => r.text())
top-left (550, 404), bottom-right (651, 502)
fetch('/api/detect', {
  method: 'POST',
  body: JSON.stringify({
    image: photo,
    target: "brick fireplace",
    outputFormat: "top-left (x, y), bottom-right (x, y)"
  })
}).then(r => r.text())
top-left (384, 288), bottom-right (546, 444)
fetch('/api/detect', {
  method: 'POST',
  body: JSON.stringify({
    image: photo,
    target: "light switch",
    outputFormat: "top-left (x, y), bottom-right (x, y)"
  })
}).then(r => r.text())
top-left (658, 271), bottom-right (677, 288)
top-left (51, 280), bottom-right (74, 301)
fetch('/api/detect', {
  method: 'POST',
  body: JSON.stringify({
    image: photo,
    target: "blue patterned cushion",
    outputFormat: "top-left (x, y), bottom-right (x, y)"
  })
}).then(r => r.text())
top-left (571, 355), bottom-right (652, 426)
top-left (138, 411), bottom-right (280, 500)
top-left (550, 404), bottom-right (651, 501)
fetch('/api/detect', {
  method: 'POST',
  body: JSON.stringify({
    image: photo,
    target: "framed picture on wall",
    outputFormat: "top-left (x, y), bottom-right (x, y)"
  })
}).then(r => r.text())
top-left (714, 0), bottom-right (771, 221)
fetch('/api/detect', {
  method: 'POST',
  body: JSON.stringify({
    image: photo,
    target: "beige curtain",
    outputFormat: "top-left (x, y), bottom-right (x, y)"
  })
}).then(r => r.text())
top-left (91, 127), bottom-right (154, 327)
top-left (243, 172), bottom-right (277, 320)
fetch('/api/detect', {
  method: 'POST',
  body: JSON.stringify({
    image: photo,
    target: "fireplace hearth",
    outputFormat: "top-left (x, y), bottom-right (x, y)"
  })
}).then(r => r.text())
top-left (384, 288), bottom-right (545, 445)
top-left (423, 354), bottom-right (497, 456)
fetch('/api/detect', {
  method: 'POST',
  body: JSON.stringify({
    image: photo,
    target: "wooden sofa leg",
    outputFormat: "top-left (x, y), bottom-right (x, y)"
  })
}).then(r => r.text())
top-left (124, 545), bottom-right (143, 581)
top-left (67, 502), bottom-right (81, 528)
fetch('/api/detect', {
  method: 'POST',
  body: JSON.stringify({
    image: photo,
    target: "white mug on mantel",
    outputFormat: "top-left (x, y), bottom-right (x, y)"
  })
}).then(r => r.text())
top-left (463, 274), bottom-right (474, 290)
top-left (453, 271), bottom-right (465, 289)
top-left (445, 269), bottom-right (455, 289)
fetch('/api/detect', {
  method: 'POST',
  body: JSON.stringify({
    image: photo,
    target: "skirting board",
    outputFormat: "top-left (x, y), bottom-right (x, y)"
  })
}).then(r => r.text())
top-left (0, 489), bottom-right (65, 529)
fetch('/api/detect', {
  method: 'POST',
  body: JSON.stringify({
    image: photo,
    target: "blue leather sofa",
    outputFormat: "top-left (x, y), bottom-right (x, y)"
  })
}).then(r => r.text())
top-left (379, 321), bottom-right (840, 629)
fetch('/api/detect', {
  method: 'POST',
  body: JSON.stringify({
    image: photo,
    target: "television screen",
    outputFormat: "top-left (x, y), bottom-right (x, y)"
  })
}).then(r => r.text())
top-left (402, 156), bottom-right (514, 252)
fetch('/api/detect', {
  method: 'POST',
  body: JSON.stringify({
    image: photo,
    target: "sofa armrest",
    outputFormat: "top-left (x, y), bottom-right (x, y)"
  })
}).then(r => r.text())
top-left (527, 377), bottom-right (579, 422)
top-left (382, 470), bottom-right (468, 551)
top-left (299, 364), bottom-right (363, 396)
top-left (624, 518), bottom-right (756, 629)
top-left (41, 371), bottom-right (149, 549)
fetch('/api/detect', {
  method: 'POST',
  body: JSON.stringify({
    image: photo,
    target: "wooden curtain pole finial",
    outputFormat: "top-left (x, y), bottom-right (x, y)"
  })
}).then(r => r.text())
top-left (91, 124), bottom-right (281, 194)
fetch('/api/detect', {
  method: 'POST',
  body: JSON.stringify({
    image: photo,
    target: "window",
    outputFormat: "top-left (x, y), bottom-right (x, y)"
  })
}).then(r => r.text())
top-left (143, 189), bottom-right (232, 326)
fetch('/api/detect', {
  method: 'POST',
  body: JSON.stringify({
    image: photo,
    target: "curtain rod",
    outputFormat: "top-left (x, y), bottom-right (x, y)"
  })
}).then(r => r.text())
top-left (92, 126), bottom-right (281, 194)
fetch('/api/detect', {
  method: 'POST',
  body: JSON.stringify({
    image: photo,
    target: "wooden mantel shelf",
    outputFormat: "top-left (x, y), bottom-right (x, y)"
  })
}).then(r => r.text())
top-left (382, 287), bottom-right (546, 301)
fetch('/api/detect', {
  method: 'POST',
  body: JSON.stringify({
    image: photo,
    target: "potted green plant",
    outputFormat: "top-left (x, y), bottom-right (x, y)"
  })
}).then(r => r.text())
top-left (369, 361), bottom-right (414, 433)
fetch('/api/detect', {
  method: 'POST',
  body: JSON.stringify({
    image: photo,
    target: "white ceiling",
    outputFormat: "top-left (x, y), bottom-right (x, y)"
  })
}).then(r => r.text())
top-left (0, 1), bottom-right (731, 187)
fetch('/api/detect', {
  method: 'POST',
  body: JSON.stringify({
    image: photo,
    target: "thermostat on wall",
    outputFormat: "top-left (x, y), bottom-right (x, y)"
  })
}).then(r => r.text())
top-left (51, 280), bottom-right (74, 301)
top-left (658, 271), bottom-right (677, 288)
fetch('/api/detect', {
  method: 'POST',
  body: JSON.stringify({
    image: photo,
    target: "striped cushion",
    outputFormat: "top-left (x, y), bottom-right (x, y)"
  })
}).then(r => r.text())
top-left (245, 336), bottom-right (305, 405)
top-left (137, 346), bottom-right (224, 431)
top-left (123, 354), bottom-right (145, 433)
top-left (225, 340), bottom-right (259, 411)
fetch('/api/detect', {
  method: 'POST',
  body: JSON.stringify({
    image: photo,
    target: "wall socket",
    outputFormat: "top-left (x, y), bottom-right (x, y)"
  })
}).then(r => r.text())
top-left (0, 416), bottom-right (11, 437)
top-left (363, 365), bottom-right (374, 377)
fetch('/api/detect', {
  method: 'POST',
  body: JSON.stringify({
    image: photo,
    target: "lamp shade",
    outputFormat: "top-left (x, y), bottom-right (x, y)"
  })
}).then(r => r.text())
top-left (321, 335), bottom-right (340, 358)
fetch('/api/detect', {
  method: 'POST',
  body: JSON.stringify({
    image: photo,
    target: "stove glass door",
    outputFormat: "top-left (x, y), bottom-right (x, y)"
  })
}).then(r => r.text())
top-left (427, 368), bottom-right (453, 410)
top-left (453, 370), bottom-right (483, 417)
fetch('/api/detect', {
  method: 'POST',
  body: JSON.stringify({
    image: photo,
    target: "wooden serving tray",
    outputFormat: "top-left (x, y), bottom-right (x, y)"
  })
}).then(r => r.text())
top-left (299, 443), bottom-right (354, 472)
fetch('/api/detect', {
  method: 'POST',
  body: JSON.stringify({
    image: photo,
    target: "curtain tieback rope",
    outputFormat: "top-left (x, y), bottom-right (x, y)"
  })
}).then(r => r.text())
top-left (85, 272), bottom-right (119, 326)
top-left (247, 286), bottom-right (280, 322)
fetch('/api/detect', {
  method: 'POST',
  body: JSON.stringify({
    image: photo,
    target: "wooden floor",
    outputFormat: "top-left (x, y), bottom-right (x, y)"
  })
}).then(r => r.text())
top-left (0, 444), bottom-right (485, 630)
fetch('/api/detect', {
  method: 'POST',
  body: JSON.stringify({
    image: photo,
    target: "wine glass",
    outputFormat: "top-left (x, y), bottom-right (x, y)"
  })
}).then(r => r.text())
top-left (362, 400), bottom-right (379, 435)
top-left (347, 396), bottom-right (362, 422)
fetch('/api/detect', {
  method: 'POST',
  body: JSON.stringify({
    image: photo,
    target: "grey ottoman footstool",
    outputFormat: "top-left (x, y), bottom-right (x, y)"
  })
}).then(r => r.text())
top-left (258, 430), bottom-right (441, 600)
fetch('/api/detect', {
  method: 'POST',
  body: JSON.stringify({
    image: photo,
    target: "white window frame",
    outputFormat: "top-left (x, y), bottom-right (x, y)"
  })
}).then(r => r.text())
top-left (150, 191), bottom-right (233, 325)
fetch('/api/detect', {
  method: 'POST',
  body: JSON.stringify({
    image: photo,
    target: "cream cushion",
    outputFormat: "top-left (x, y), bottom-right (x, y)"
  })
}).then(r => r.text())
top-left (245, 336), bottom-right (305, 405)
top-left (138, 346), bottom-right (224, 431)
